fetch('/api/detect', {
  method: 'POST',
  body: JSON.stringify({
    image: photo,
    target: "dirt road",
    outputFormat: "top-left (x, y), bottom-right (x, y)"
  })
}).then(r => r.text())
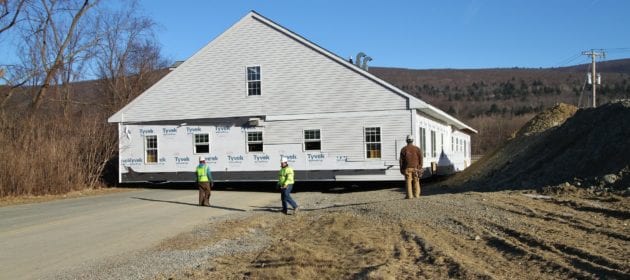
top-left (0, 188), bottom-right (278, 280)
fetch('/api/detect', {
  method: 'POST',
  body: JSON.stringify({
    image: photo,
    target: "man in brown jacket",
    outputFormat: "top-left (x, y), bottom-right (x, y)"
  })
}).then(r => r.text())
top-left (399, 134), bottom-right (423, 199)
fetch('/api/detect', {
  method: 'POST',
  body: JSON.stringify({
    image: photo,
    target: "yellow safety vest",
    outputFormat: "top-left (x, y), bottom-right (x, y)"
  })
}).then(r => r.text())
top-left (196, 165), bottom-right (209, 182)
top-left (278, 166), bottom-right (294, 186)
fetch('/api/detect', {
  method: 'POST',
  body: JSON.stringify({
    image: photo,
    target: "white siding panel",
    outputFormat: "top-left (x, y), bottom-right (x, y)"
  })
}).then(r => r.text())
top-left (264, 110), bottom-right (411, 161)
top-left (119, 16), bottom-right (407, 122)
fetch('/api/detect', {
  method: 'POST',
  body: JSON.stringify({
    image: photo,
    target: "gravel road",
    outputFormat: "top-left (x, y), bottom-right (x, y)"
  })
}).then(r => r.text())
top-left (0, 188), bottom-right (278, 280)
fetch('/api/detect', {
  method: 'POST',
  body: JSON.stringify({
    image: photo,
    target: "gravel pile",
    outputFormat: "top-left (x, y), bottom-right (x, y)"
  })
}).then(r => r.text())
top-left (451, 99), bottom-right (630, 194)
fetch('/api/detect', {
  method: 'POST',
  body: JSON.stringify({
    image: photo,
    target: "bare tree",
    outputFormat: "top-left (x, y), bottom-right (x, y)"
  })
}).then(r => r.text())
top-left (19, 0), bottom-right (98, 110)
top-left (95, 0), bottom-right (168, 112)
top-left (0, 0), bottom-right (26, 35)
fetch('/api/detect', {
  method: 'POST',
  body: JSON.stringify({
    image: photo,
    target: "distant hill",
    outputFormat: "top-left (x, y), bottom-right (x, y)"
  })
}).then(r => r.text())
top-left (369, 58), bottom-right (630, 154)
top-left (556, 58), bottom-right (630, 74)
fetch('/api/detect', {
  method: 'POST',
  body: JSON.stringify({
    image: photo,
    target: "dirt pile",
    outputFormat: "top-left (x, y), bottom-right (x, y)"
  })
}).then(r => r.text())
top-left (450, 100), bottom-right (630, 194)
top-left (513, 103), bottom-right (578, 138)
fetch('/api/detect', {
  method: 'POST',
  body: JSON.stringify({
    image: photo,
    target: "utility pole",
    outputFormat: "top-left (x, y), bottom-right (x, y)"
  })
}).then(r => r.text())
top-left (582, 49), bottom-right (605, 108)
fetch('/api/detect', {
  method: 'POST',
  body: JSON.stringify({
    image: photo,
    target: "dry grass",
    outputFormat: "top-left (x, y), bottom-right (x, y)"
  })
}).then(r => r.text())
top-left (0, 187), bottom-right (132, 207)
top-left (0, 108), bottom-right (118, 197)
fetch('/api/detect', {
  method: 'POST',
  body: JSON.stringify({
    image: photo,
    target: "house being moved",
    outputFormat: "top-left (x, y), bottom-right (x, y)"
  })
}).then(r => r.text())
top-left (108, 11), bottom-right (476, 183)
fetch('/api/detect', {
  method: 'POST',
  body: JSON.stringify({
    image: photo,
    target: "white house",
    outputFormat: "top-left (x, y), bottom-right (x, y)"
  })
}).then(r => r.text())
top-left (108, 11), bottom-right (476, 183)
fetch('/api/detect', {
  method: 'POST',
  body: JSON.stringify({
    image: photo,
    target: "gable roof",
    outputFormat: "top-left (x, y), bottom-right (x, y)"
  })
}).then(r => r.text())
top-left (109, 11), bottom-right (476, 133)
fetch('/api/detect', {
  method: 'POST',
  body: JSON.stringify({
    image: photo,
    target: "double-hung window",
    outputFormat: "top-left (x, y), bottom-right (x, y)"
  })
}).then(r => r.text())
top-left (194, 133), bottom-right (209, 153)
top-left (304, 129), bottom-right (321, 151)
top-left (247, 131), bottom-right (263, 152)
top-left (145, 135), bottom-right (158, 163)
top-left (365, 127), bottom-right (381, 159)
top-left (247, 66), bottom-right (261, 96)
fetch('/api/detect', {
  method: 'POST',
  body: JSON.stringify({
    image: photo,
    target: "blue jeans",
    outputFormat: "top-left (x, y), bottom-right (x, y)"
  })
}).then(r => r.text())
top-left (281, 184), bottom-right (298, 212)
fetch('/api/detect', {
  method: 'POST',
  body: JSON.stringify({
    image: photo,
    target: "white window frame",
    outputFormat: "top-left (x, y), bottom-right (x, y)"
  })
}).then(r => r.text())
top-left (430, 130), bottom-right (437, 158)
top-left (193, 133), bottom-right (210, 154)
top-left (420, 127), bottom-right (427, 158)
top-left (145, 135), bottom-right (158, 164)
top-left (303, 129), bottom-right (321, 151)
top-left (246, 65), bottom-right (262, 96)
top-left (246, 131), bottom-right (263, 152)
top-left (364, 127), bottom-right (382, 159)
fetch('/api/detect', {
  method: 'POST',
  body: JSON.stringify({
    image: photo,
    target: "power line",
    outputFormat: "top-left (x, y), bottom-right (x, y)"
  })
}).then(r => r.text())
top-left (554, 52), bottom-right (583, 67)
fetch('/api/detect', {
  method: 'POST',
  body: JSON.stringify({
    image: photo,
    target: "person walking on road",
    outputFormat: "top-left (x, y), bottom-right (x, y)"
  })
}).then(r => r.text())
top-left (278, 157), bottom-right (299, 215)
top-left (196, 156), bottom-right (213, 206)
top-left (399, 134), bottom-right (423, 199)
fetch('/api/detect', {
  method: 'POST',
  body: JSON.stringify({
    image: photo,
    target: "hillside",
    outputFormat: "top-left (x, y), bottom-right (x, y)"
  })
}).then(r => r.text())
top-left (369, 59), bottom-right (630, 154)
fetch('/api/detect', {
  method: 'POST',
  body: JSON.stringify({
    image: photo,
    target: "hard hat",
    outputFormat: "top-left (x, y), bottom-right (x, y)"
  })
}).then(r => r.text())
top-left (280, 157), bottom-right (288, 163)
top-left (199, 156), bottom-right (206, 162)
top-left (406, 134), bottom-right (414, 142)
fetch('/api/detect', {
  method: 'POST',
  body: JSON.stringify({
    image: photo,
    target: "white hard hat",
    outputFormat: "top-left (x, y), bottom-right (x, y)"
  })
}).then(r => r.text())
top-left (199, 156), bottom-right (206, 162)
top-left (280, 157), bottom-right (288, 163)
top-left (406, 134), bottom-right (414, 142)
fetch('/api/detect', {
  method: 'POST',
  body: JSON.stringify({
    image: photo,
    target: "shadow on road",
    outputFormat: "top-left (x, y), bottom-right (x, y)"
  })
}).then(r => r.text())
top-left (130, 197), bottom-right (246, 212)
top-left (120, 176), bottom-right (465, 197)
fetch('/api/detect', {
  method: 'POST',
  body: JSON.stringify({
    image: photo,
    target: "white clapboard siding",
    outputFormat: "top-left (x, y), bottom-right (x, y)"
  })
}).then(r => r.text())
top-left (264, 110), bottom-right (411, 161)
top-left (110, 12), bottom-right (407, 123)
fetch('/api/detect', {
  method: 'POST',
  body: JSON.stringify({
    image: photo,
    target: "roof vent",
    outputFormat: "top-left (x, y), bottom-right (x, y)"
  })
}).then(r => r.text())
top-left (169, 60), bottom-right (185, 71)
top-left (354, 52), bottom-right (372, 71)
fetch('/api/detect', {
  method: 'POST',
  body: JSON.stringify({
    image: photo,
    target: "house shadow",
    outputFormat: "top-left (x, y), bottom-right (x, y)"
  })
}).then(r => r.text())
top-left (251, 199), bottom-right (399, 214)
top-left (130, 197), bottom-right (246, 212)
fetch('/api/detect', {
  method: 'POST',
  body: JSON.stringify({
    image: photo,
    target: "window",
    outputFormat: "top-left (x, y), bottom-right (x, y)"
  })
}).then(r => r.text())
top-left (420, 127), bottom-right (427, 158)
top-left (194, 133), bottom-right (209, 153)
top-left (304, 129), bottom-right (321, 151)
top-left (247, 66), bottom-right (261, 96)
top-left (364, 127), bottom-right (381, 159)
top-left (451, 136), bottom-right (455, 152)
top-left (247, 131), bottom-right (263, 152)
top-left (430, 130), bottom-right (437, 158)
top-left (145, 135), bottom-right (158, 163)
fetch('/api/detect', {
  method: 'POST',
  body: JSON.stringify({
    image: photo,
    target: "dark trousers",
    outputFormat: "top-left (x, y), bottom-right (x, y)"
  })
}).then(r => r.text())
top-left (198, 181), bottom-right (211, 206)
top-left (280, 184), bottom-right (298, 212)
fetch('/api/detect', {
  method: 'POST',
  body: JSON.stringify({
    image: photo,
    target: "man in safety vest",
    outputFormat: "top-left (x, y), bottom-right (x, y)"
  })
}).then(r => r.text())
top-left (399, 134), bottom-right (423, 199)
top-left (196, 156), bottom-right (213, 206)
top-left (278, 157), bottom-right (299, 215)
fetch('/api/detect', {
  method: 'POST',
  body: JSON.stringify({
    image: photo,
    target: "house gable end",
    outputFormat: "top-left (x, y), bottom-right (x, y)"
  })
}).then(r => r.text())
top-left (109, 11), bottom-right (410, 123)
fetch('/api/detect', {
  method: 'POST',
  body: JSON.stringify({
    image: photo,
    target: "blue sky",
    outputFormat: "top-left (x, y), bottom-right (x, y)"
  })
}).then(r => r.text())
top-left (138, 0), bottom-right (630, 69)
